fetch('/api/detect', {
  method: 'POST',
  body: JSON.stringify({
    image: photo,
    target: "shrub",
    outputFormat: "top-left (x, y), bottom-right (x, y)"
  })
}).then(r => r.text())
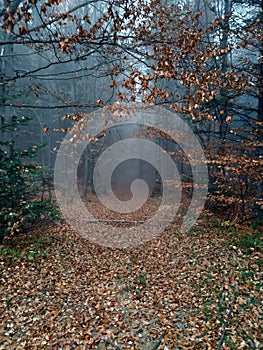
top-left (0, 115), bottom-right (59, 243)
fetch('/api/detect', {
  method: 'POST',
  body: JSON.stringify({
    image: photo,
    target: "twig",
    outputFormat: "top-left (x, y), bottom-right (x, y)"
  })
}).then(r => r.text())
top-left (100, 337), bottom-right (121, 350)
top-left (152, 331), bottom-right (166, 350)
top-left (81, 218), bottom-right (173, 224)
top-left (216, 297), bottom-right (236, 350)
top-left (83, 219), bottom-right (145, 224)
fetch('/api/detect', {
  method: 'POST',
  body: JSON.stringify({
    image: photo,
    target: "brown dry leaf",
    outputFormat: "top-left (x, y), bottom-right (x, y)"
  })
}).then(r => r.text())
top-left (0, 214), bottom-right (261, 349)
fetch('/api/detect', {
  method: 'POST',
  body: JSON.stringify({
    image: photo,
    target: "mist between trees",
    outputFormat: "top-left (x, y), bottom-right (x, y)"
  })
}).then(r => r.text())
top-left (0, 0), bottom-right (262, 239)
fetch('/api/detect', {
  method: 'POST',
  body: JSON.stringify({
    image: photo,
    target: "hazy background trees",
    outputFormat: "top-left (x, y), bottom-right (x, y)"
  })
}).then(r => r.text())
top-left (0, 0), bottom-right (262, 238)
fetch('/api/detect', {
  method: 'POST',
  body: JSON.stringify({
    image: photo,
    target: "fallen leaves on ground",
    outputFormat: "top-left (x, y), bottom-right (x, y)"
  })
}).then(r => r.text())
top-left (0, 221), bottom-right (262, 349)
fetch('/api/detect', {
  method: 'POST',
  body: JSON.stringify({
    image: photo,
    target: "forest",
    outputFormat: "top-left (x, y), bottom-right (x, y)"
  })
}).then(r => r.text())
top-left (0, 0), bottom-right (262, 349)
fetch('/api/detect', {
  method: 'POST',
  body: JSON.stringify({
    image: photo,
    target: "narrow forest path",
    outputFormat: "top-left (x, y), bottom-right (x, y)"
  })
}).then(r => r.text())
top-left (0, 222), bottom-right (261, 349)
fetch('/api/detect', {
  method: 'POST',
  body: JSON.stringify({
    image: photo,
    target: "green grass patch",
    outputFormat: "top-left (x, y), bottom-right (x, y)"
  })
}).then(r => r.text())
top-left (0, 234), bottom-right (55, 261)
top-left (222, 228), bottom-right (262, 254)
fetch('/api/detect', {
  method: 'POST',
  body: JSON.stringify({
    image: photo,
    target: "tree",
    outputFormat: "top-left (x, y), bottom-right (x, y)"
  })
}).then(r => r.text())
top-left (0, 115), bottom-right (59, 243)
top-left (0, 0), bottom-right (261, 224)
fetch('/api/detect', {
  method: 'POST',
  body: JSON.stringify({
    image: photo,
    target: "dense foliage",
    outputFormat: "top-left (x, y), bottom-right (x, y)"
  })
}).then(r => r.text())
top-left (0, 115), bottom-right (59, 242)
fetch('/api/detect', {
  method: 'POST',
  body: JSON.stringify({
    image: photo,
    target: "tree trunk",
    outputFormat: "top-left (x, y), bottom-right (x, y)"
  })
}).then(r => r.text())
top-left (258, 0), bottom-right (263, 123)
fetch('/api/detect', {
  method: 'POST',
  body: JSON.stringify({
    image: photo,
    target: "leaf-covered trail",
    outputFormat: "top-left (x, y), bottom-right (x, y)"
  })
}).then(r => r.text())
top-left (0, 223), bottom-right (262, 349)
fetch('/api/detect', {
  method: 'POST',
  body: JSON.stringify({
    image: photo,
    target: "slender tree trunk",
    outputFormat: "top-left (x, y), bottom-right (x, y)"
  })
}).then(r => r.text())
top-left (219, 0), bottom-right (231, 150)
top-left (255, 0), bottom-right (263, 215)
top-left (258, 0), bottom-right (263, 123)
top-left (82, 147), bottom-right (94, 199)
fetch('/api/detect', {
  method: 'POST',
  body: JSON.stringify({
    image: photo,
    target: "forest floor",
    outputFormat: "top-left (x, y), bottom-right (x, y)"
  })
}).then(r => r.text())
top-left (0, 220), bottom-right (262, 349)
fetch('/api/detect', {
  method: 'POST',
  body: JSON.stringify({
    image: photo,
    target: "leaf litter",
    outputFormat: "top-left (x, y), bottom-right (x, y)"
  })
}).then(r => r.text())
top-left (0, 219), bottom-right (262, 349)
